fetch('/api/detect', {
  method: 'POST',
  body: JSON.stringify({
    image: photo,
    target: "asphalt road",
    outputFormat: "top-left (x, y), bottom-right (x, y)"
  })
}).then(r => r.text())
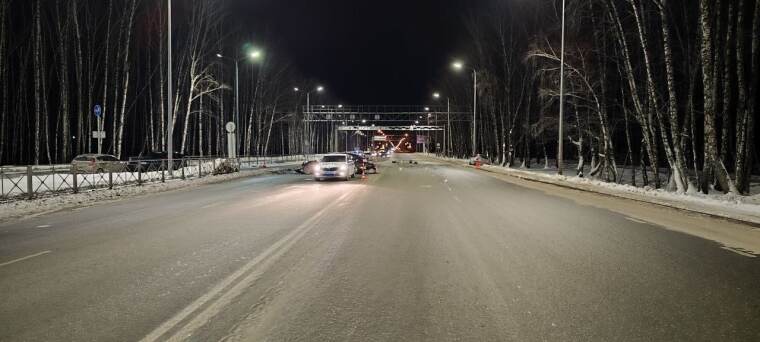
top-left (1, 154), bottom-right (759, 341)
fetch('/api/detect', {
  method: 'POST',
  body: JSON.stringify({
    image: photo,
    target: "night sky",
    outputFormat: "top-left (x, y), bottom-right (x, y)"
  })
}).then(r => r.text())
top-left (231, 0), bottom-right (474, 105)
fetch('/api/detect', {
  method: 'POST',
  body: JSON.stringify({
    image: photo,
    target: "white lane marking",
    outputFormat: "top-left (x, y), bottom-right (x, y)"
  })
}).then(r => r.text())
top-left (140, 192), bottom-right (352, 342)
top-left (200, 202), bottom-right (223, 209)
top-left (625, 217), bottom-right (648, 224)
top-left (36, 224), bottom-right (52, 228)
top-left (0, 250), bottom-right (52, 267)
top-left (721, 247), bottom-right (756, 258)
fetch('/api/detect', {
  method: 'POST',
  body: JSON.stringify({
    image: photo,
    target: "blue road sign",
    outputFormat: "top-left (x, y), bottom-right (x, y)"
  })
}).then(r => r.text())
top-left (94, 105), bottom-right (102, 118)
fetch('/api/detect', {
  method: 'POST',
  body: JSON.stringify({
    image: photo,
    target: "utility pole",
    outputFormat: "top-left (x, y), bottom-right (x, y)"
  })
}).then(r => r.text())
top-left (167, 0), bottom-right (173, 175)
top-left (447, 97), bottom-right (451, 157)
top-left (235, 60), bottom-right (240, 157)
top-left (558, 0), bottom-right (566, 175)
top-left (472, 69), bottom-right (477, 157)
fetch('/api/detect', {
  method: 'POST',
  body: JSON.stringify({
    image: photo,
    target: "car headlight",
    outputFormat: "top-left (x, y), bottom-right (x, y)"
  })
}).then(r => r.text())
top-left (339, 165), bottom-right (348, 171)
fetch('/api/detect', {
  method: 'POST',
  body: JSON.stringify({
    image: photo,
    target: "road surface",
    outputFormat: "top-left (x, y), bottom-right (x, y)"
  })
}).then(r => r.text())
top-left (1, 154), bottom-right (759, 341)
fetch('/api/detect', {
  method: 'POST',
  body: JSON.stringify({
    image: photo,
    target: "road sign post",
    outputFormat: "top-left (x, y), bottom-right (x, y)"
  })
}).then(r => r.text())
top-left (93, 105), bottom-right (103, 154)
top-left (226, 122), bottom-right (237, 159)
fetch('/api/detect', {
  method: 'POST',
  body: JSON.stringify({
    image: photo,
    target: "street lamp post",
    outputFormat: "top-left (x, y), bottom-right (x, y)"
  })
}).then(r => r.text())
top-left (558, 0), bottom-right (566, 175)
top-left (167, 0), bottom-right (173, 175)
top-left (433, 92), bottom-right (451, 157)
top-left (216, 49), bottom-right (263, 157)
top-left (297, 86), bottom-right (324, 156)
top-left (452, 61), bottom-right (477, 157)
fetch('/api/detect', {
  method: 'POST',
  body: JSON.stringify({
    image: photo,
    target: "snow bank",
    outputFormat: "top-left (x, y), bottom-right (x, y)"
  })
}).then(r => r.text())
top-left (427, 154), bottom-right (760, 226)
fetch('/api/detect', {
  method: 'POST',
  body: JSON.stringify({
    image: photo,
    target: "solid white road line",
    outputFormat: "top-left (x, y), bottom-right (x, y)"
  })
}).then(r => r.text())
top-left (140, 192), bottom-right (352, 342)
top-left (0, 250), bottom-right (52, 268)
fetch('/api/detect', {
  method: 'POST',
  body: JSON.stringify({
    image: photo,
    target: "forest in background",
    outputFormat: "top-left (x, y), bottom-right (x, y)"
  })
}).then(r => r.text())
top-left (0, 0), bottom-right (313, 167)
top-left (1, 0), bottom-right (759, 196)
top-left (436, 0), bottom-right (760, 195)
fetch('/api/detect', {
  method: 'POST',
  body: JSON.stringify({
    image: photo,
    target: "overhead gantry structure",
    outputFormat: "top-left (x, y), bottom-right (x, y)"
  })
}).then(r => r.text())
top-left (301, 105), bottom-right (473, 153)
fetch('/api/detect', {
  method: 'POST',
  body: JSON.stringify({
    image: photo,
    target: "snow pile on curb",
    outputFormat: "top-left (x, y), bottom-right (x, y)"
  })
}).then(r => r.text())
top-left (0, 166), bottom-right (292, 222)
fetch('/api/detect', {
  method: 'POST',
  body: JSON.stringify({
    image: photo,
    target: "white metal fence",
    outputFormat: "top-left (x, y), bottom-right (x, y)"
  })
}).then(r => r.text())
top-left (0, 154), bottom-right (316, 201)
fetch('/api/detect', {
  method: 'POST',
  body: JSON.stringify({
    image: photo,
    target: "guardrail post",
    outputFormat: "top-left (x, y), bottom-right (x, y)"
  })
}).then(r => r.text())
top-left (161, 168), bottom-right (165, 183)
top-left (198, 160), bottom-right (202, 178)
top-left (108, 171), bottom-right (113, 190)
top-left (181, 163), bottom-right (186, 180)
top-left (212, 159), bottom-right (216, 175)
top-left (72, 167), bottom-right (78, 194)
top-left (27, 166), bottom-right (33, 200)
top-left (138, 167), bottom-right (143, 185)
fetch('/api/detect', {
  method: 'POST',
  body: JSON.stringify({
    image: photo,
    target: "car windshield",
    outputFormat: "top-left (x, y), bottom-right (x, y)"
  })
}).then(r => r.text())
top-left (321, 155), bottom-right (346, 163)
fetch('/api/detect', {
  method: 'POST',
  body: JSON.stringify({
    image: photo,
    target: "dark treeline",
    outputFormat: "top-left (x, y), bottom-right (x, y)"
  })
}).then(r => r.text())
top-left (437, 0), bottom-right (760, 195)
top-left (0, 0), bottom-right (313, 166)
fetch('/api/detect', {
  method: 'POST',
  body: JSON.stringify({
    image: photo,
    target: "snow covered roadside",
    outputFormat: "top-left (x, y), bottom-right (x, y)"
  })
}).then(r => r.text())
top-left (0, 164), bottom-right (300, 222)
top-left (427, 155), bottom-right (760, 227)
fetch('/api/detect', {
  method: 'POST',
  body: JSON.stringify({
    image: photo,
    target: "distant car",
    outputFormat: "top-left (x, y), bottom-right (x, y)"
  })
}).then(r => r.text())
top-left (314, 154), bottom-right (355, 181)
top-left (347, 153), bottom-right (377, 174)
top-left (468, 154), bottom-right (491, 166)
top-left (299, 160), bottom-right (320, 175)
top-left (71, 154), bottom-right (125, 173)
top-left (128, 151), bottom-right (184, 171)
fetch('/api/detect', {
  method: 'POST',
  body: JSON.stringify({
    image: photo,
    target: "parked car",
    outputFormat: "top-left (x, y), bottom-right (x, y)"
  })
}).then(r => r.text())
top-left (314, 154), bottom-right (355, 181)
top-left (347, 152), bottom-right (377, 174)
top-left (128, 151), bottom-right (184, 171)
top-left (71, 154), bottom-right (125, 173)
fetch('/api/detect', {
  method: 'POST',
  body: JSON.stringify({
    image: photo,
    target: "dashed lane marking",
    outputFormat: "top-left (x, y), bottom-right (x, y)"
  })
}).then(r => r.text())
top-left (0, 250), bottom-right (52, 268)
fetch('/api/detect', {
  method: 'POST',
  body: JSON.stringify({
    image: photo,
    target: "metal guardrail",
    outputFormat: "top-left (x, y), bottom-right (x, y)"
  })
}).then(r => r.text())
top-left (0, 155), bottom-right (313, 201)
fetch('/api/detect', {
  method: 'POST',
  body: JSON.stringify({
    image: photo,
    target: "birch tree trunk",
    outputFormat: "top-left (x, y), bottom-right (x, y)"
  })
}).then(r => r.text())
top-left (737, 0), bottom-right (760, 193)
top-left (0, 0), bottom-right (6, 163)
top-left (33, 0), bottom-right (43, 164)
top-left (72, 1), bottom-right (86, 156)
top-left (55, 0), bottom-right (71, 162)
top-left (700, 0), bottom-right (736, 194)
top-left (657, 0), bottom-right (692, 191)
top-left (115, 0), bottom-right (137, 158)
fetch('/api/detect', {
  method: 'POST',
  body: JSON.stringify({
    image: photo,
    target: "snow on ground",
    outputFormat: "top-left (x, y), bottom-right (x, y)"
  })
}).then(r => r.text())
top-left (0, 162), bottom-right (302, 222)
top-left (431, 155), bottom-right (760, 226)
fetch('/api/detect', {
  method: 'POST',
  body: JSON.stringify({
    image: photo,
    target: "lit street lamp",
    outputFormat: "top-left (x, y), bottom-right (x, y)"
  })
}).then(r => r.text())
top-left (432, 91), bottom-right (451, 157)
top-left (295, 85), bottom-right (325, 155)
top-left (452, 60), bottom-right (478, 157)
top-left (216, 48), bottom-right (264, 157)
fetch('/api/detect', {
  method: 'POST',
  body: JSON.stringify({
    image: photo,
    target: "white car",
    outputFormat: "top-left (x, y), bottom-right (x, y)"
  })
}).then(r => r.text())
top-left (314, 154), bottom-right (355, 181)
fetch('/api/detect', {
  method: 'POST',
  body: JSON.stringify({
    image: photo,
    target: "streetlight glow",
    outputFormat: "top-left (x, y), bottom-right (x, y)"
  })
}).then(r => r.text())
top-left (216, 53), bottom-right (223, 58)
top-left (294, 87), bottom-right (300, 92)
top-left (433, 92), bottom-right (440, 99)
top-left (452, 61), bottom-right (464, 70)
top-left (317, 86), bottom-right (324, 92)
top-left (249, 50), bottom-right (262, 60)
